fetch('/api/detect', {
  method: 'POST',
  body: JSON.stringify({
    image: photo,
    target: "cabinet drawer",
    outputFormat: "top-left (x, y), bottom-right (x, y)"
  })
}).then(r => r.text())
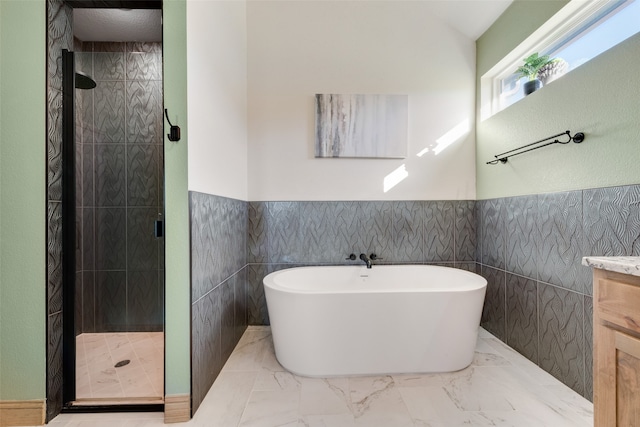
top-left (597, 278), bottom-right (640, 334)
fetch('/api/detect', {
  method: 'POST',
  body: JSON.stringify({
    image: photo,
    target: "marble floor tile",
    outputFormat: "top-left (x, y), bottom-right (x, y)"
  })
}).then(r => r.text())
top-left (49, 327), bottom-right (592, 427)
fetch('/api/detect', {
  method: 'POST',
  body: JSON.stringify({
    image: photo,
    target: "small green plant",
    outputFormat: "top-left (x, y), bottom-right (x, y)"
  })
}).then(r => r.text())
top-left (515, 53), bottom-right (556, 81)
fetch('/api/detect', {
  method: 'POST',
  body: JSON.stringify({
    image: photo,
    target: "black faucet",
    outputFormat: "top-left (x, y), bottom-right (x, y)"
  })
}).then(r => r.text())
top-left (359, 253), bottom-right (372, 269)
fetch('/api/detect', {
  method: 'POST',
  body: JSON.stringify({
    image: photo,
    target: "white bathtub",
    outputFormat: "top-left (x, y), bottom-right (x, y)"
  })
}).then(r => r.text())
top-left (263, 265), bottom-right (487, 377)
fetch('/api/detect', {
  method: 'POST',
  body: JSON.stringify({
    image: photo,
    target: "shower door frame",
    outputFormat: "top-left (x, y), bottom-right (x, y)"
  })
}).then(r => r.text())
top-left (58, 8), bottom-right (165, 412)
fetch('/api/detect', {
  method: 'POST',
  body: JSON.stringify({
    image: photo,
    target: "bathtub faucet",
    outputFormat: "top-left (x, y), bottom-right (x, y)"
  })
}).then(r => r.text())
top-left (359, 253), bottom-right (372, 269)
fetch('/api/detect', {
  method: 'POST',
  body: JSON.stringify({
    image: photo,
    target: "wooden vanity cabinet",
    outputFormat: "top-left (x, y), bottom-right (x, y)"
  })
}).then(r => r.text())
top-left (593, 268), bottom-right (640, 426)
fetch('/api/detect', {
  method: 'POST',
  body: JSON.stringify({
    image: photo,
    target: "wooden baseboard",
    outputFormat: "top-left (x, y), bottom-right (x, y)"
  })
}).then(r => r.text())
top-left (0, 400), bottom-right (45, 427)
top-left (164, 394), bottom-right (190, 424)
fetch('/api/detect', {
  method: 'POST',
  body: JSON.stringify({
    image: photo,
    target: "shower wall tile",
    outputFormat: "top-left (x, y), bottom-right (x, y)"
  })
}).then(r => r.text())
top-left (127, 270), bottom-right (162, 331)
top-left (93, 42), bottom-right (125, 53)
top-left (537, 191), bottom-right (587, 294)
top-left (48, 202), bottom-right (63, 315)
top-left (505, 195), bottom-right (538, 279)
top-left (234, 268), bottom-right (249, 342)
top-left (82, 271), bottom-right (95, 333)
top-left (455, 200), bottom-right (476, 262)
top-left (127, 144), bottom-right (159, 207)
top-left (126, 80), bottom-right (163, 144)
top-left (47, 0), bottom-right (73, 92)
top-left (94, 81), bottom-right (126, 143)
top-left (95, 208), bottom-right (126, 270)
top-left (423, 201), bottom-right (454, 262)
top-left (480, 265), bottom-right (505, 341)
top-left (48, 88), bottom-right (63, 202)
top-left (75, 51), bottom-right (93, 77)
top-left (127, 42), bottom-right (162, 54)
top-left (80, 90), bottom-right (94, 144)
top-left (93, 52), bottom-right (125, 81)
top-left (391, 201), bottom-right (424, 262)
top-left (75, 142), bottom-right (83, 208)
top-left (95, 270), bottom-right (127, 332)
top-left (126, 52), bottom-right (162, 81)
top-left (82, 208), bottom-right (95, 270)
top-left (505, 273), bottom-right (538, 364)
top-left (82, 144), bottom-right (94, 206)
top-left (583, 185), bottom-right (640, 257)
top-left (127, 208), bottom-right (159, 271)
top-left (94, 144), bottom-right (126, 206)
top-left (538, 283), bottom-right (584, 396)
top-left (46, 312), bottom-right (63, 422)
top-left (221, 280), bottom-right (236, 362)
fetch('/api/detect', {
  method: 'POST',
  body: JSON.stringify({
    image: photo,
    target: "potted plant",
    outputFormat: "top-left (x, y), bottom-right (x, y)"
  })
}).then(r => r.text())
top-left (516, 53), bottom-right (556, 95)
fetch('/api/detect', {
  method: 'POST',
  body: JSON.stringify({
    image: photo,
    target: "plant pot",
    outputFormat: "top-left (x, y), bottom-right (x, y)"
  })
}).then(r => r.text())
top-left (523, 79), bottom-right (542, 96)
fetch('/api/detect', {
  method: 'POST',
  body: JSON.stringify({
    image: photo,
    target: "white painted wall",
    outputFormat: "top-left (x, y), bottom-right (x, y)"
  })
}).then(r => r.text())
top-left (247, 1), bottom-right (477, 201)
top-left (187, 0), bottom-right (248, 200)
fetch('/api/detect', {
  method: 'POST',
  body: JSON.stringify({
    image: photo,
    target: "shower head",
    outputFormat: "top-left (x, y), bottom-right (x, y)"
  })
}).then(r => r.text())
top-left (75, 71), bottom-right (96, 90)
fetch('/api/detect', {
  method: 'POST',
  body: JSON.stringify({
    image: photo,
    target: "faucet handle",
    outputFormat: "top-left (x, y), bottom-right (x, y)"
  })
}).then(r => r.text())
top-left (370, 253), bottom-right (383, 260)
top-left (345, 253), bottom-right (357, 261)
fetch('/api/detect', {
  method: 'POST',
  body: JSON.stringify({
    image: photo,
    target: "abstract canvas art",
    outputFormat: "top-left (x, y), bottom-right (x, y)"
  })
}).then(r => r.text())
top-left (315, 94), bottom-right (408, 158)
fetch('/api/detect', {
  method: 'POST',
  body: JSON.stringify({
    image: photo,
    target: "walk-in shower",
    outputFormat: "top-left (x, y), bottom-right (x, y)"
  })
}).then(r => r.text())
top-left (58, 12), bottom-right (165, 412)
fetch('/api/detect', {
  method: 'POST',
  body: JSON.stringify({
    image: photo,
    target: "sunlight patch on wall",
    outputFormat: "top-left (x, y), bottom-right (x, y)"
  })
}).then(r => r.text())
top-left (383, 164), bottom-right (409, 193)
top-left (433, 119), bottom-right (470, 155)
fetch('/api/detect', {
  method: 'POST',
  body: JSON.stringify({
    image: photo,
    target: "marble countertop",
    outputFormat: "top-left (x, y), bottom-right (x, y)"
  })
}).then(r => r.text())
top-left (582, 256), bottom-right (640, 277)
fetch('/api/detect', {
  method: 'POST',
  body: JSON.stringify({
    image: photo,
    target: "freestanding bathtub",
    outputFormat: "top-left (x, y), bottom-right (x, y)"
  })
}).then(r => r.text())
top-left (263, 265), bottom-right (487, 377)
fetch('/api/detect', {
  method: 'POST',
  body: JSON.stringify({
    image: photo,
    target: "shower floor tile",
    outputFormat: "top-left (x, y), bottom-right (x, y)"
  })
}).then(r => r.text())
top-left (75, 332), bottom-right (163, 403)
top-left (49, 327), bottom-right (593, 426)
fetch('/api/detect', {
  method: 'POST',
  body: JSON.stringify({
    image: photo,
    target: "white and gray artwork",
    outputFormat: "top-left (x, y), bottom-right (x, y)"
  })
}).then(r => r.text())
top-left (315, 94), bottom-right (408, 158)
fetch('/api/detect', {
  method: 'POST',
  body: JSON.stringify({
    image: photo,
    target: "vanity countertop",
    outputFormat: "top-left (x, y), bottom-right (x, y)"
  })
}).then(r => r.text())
top-left (582, 256), bottom-right (640, 277)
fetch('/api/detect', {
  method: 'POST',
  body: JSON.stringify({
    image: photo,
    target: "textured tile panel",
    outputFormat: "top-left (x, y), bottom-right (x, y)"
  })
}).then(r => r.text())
top-left (127, 144), bottom-right (159, 207)
top-left (455, 201), bottom-right (476, 262)
top-left (82, 208), bottom-right (95, 270)
top-left (584, 295), bottom-right (593, 402)
top-left (391, 201), bottom-right (424, 262)
top-left (82, 271), bottom-right (95, 333)
top-left (234, 267), bottom-right (249, 342)
top-left (221, 280), bottom-right (236, 362)
top-left (126, 42), bottom-right (162, 53)
top-left (127, 208), bottom-right (160, 271)
top-left (267, 202), bottom-right (301, 263)
top-left (95, 270), bottom-right (127, 332)
top-left (127, 270), bottom-right (162, 331)
top-left (93, 52), bottom-right (125, 81)
top-left (47, 0), bottom-right (73, 92)
top-left (505, 273), bottom-right (538, 364)
top-left (247, 264), bottom-right (270, 325)
top-left (126, 52), bottom-right (162, 80)
top-left (357, 201), bottom-right (393, 257)
top-left (93, 42), bottom-right (125, 53)
top-left (94, 81), bottom-right (125, 143)
top-left (48, 88), bottom-right (63, 201)
top-left (538, 283), bottom-right (585, 396)
top-left (94, 144), bottom-right (126, 207)
top-left (248, 202), bottom-right (268, 263)
top-left (584, 185), bottom-right (640, 257)
top-left (505, 196), bottom-right (538, 279)
top-left (126, 80), bottom-right (163, 144)
top-left (48, 202), bottom-right (63, 315)
top-left (480, 199), bottom-right (506, 269)
top-left (46, 312), bottom-right (63, 422)
top-left (480, 266), bottom-right (505, 341)
top-left (95, 208), bottom-right (126, 270)
top-left (192, 289), bottom-right (222, 414)
top-left (82, 144), bottom-right (94, 207)
top-left (423, 201), bottom-right (454, 262)
top-left (538, 191), bottom-right (587, 294)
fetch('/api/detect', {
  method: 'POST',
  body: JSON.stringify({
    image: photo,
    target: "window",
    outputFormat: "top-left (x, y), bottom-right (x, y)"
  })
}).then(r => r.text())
top-left (481, 0), bottom-right (640, 120)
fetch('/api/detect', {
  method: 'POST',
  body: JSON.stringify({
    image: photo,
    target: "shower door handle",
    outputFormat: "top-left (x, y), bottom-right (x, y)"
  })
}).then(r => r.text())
top-left (154, 220), bottom-right (164, 238)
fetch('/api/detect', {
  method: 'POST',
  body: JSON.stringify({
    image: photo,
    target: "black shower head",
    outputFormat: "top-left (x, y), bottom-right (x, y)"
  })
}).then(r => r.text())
top-left (75, 71), bottom-right (96, 90)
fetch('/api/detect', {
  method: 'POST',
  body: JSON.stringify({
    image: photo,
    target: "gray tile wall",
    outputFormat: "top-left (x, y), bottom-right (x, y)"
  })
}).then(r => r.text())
top-left (477, 184), bottom-right (640, 402)
top-left (46, 0), bottom-right (73, 420)
top-left (189, 192), bottom-right (248, 414)
top-left (246, 200), bottom-right (477, 325)
top-left (76, 41), bottom-right (164, 333)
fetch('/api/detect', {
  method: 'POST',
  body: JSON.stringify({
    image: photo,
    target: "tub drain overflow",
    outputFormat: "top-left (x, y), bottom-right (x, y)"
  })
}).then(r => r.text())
top-left (114, 359), bottom-right (130, 368)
